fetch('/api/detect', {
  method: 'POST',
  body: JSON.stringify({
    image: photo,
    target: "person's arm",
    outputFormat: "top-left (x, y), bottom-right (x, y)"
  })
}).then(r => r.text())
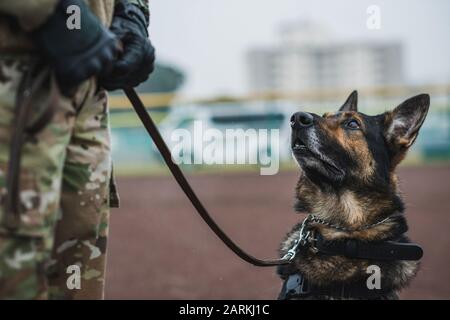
top-left (0, 1), bottom-right (59, 31)
top-left (1, 1), bottom-right (120, 95)
top-left (29, 0), bottom-right (120, 95)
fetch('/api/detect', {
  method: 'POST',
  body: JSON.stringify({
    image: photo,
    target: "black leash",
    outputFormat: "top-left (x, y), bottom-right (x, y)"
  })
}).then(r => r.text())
top-left (124, 88), bottom-right (289, 267)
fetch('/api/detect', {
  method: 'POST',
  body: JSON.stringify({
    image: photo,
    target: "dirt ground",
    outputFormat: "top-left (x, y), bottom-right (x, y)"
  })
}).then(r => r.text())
top-left (105, 166), bottom-right (450, 299)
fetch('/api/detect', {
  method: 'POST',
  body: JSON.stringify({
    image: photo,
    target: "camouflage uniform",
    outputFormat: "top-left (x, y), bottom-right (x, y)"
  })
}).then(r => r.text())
top-left (0, 0), bottom-right (148, 300)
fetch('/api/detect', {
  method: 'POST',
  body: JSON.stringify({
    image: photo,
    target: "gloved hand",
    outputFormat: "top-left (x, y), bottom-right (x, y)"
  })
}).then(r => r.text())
top-left (32, 0), bottom-right (119, 95)
top-left (98, 1), bottom-right (155, 91)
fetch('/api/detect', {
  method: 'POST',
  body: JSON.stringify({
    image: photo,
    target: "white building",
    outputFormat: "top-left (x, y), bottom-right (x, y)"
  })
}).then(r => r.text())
top-left (246, 21), bottom-right (404, 92)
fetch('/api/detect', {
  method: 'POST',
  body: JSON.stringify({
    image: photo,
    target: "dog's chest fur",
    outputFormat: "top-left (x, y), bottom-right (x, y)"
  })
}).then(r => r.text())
top-left (277, 173), bottom-right (420, 300)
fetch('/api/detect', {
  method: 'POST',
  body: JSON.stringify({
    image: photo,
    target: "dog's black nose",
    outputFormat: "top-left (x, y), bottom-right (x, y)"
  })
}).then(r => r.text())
top-left (291, 112), bottom-right (314, 128)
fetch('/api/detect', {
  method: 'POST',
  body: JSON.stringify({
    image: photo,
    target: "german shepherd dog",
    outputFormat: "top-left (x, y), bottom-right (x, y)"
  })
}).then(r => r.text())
top-left (277, 91), bottom-right (429, 299)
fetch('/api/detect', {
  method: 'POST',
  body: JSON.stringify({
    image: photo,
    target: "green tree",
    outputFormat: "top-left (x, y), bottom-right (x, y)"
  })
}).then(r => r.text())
top-left (136, 63), bottom-right (185, 93)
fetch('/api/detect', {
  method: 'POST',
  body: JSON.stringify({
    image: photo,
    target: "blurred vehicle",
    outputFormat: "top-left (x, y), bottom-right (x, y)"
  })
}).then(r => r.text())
top-left (158, 101), bottom-right (297, 165)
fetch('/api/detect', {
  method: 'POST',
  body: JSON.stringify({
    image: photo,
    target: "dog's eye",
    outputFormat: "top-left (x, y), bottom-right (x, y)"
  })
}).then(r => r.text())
top-left (345, 119), bottom-right (360, 130)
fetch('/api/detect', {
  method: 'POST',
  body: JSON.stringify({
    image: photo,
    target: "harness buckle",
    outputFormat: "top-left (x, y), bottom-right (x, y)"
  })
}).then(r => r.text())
top-left (280, 273), bottom-right (310, 299)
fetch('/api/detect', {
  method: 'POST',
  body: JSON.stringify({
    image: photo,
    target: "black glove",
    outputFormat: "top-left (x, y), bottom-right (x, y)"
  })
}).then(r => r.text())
top-left (32, 0), bottom-right (119, 94)
top-left (98, 1), bottom-right (155, 91)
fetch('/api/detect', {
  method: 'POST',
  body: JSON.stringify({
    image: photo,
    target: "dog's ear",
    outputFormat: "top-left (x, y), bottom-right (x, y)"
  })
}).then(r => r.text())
top-left (384, 94), bottom-right (430, 165)
top-left (339, 90), bottom-right (358, 112)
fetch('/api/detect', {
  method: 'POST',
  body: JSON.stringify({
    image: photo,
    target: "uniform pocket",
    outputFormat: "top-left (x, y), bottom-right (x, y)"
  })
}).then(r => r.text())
top-left (0, 57), bottom-right (77, 237)
top-left (3, 61), bottom-right (53, 230)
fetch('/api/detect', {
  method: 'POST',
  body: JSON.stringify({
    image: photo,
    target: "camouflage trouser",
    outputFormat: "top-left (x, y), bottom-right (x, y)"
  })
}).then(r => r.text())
top-left (0, 55), bottom-right (118, 299)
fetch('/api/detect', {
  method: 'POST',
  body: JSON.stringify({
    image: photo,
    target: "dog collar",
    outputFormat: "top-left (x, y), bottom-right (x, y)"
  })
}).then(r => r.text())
top-left (312, 232), bottom-right (423, 261)
top-left (282, 214), bottom-right (423, 262)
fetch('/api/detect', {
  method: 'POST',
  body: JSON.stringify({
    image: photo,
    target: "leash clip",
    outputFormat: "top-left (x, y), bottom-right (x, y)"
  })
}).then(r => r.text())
top-left (282, 216), bottom-right (312, 261)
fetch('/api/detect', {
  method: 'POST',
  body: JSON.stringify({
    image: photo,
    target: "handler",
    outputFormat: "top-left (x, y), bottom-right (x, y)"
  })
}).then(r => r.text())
top-left (0, 0), bottom-right (155, 299)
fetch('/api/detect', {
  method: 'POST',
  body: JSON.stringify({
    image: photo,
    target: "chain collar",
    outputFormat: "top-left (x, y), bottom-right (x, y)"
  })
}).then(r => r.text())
top-left (308, 214), bottom-right (396, 232)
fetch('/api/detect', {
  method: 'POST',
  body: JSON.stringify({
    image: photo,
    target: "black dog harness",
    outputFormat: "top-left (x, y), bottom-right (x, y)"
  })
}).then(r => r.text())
top-left (278, 215), bottom-right (423, 299)
top-left (278, 273), bottom-right (396, 300)
top-left (278, 236), bottom-right (422, 299)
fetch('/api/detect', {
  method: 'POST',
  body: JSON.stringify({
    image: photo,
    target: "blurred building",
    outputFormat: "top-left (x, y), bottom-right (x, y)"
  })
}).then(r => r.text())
top-left (246, 21), bottom-right (404, 92)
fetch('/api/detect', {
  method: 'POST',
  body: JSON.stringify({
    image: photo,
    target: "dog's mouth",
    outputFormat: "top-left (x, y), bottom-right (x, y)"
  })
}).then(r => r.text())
top-left (291, 135), bottom-right (344, 178)
top-left (291, 137), bottom-right (307, 151)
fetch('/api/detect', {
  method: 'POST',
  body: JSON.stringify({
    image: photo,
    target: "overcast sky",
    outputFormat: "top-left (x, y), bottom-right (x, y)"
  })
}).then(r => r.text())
top-left (150, 0), bottom-right (450, 98)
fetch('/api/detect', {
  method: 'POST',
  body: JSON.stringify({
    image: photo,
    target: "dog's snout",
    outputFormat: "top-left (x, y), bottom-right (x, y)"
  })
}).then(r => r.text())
top-left (291, 112), bottom-right (314, 128)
